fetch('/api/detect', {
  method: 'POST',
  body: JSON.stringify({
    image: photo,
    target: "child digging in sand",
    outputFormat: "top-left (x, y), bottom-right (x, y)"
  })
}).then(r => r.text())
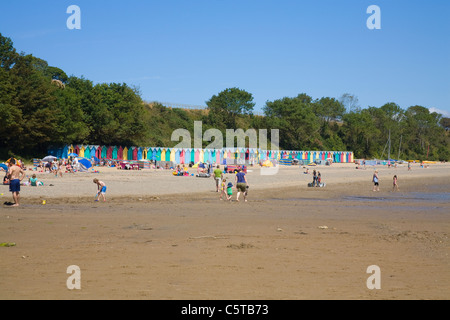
top-left (93, 178), bottom-right (107, 202)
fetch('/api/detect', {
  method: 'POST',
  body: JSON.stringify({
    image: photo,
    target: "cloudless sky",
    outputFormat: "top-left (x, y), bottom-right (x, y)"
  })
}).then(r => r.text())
top-left (1, 0), bottom-right (449, 116)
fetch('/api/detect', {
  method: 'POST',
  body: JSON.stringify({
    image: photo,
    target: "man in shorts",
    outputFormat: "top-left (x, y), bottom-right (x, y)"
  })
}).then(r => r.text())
top-left (93, 178), bottom-right (107, 202)
top-left (235, 168), bottom-right (249, 202)
top-left (213, 165), bottom-right (223, 192)
top-left (7, 159), bottom-right (25, 207)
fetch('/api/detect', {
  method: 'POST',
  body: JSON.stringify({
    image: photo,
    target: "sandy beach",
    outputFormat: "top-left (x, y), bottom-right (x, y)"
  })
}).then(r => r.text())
top-left (0, 162), bottom-right (449, 300)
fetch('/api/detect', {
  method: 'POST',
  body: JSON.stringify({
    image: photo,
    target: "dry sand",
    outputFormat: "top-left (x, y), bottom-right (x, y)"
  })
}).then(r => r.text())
top-left (0, 162), bottom-right (449, 300)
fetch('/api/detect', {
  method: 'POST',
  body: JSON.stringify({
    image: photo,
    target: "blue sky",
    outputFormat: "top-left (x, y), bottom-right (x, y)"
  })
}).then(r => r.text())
top-left (1, 0), bottom-right (449, 116)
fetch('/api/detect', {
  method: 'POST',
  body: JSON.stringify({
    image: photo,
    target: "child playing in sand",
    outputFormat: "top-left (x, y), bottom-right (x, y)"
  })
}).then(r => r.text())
top-left (29, 174), bottom-right (43, 186)
top-left (393, 175), bottom-right (399, 192)
top-left (93, 178), bottom-right (107, 202)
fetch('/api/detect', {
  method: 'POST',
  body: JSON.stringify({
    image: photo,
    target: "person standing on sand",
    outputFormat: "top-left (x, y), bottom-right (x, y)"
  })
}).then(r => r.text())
top-left (213, 165), bottom-right (223, 192)
top-left (93, 178), bottom-right (107, 202)
top-left (219, 178), bottom-right (227, 200)
top-left (6, 159), bottom-right (25, 206)
top-left (392, 175), bottom-right (399, 192)
top-left (235, 168), bottom-right (249, 202)
top-left (372, 170), bottom-right (380, 192)
top-left (226, 182), bottom-right (233, 201)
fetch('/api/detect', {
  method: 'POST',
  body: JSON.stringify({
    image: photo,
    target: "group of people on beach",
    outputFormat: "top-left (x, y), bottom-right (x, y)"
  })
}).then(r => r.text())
top-left (212, 165), bottom-right (249, 202)
top-left (372, 170), bottom-right (399, 192)
top-left (2, 155), bottom-right (415, 207)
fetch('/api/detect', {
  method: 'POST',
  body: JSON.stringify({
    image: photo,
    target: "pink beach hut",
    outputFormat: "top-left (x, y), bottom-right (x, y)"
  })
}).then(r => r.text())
top-left (180, 149), bottom-right (185, 164)
top-left (194, 149), bottom-right (200, 163)
top-left (96, 146), bottom-right (102, 159)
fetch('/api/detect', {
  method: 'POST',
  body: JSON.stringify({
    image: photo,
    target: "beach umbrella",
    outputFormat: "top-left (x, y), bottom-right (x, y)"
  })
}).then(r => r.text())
top-left (0, 163), bottom-right (8, 171)
top-left (68, 153), bottom-right (78, 157)
top-left (42, 155), bottom-right (57, 162)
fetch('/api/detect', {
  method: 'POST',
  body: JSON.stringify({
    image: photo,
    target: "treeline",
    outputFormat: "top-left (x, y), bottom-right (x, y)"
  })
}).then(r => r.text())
top-left (0, 33), bottom-right (150, 159)
top-left (1, 33), bottom-right (449, 161)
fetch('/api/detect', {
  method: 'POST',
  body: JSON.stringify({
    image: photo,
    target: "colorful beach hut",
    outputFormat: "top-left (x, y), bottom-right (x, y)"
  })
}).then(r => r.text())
top-left (175, 149), bottom-right (181, 164)
top-left (180, 149), bottom-right (185, 164)
top-left (79, 146), bottom-right (86, 158)
top-left (150, 148), bottom-right (156, 161)
top-left (184, 149), bottom-right (190, 164)
top-left (194, 149), bottom-right (200, 163)
top-left (131, 147), bottom-right (137, 160)
top-left (203, 149), bottom-right (210, 163)
top-left (105, 146), bottom-right (111, 159)
top-left (166, 149), bottom-right (172, 162)
top-left (96, 146), bottom-right (102, 159)
top-left (155, 148), bottom-right (161, 161)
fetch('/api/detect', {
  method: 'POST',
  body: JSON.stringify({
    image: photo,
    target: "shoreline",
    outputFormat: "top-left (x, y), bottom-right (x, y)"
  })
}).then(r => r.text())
top-left (1, 162), bottom-right (449, 204)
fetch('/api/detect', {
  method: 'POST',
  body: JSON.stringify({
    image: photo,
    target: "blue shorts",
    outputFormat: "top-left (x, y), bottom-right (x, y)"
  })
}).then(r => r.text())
top-left (9, 179), bottom-right (20, 193)
top-left (100, 186), bottom-right (107, 194)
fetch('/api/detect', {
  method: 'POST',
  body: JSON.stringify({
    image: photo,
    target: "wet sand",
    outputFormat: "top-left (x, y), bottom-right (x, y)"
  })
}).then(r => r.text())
top-left (0, 163), bottom-right (449, 300)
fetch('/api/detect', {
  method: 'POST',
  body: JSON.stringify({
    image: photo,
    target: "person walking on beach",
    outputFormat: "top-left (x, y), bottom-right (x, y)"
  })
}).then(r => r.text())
top-left (213, 165), bottom-right (223, 192)
top-left (235, 168), bottom-right (249, 202)
top-left (6, 159), bottom-right (25, 206)
top-left (392, 175), bottom-right (399, 192)
top-left (226, 182), bottom-right (233, 201)
top-left (219, 178), bottom-right (228, 200)
top-left (372, 170), bottom-right (380, 192)
top-left (312, 169), bottom-right (317, 186)
top-left (93, 178), bottom-right (107, 202)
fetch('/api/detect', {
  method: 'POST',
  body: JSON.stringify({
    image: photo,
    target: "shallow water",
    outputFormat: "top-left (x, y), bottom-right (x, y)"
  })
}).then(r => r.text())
top-left (267, 188), bottom-right (450, 213)
top-left (344, 192), bottom-right (450, 203)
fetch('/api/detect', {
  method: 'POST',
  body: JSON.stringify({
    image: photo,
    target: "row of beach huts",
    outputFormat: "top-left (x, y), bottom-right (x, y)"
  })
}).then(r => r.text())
top-left (47, 145), bottom-right (354, 165)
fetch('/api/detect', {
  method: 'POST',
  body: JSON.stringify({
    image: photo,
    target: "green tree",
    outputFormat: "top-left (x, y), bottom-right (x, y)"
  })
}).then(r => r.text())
top-left (264, 94), bottom-right (321, 150)
top-left (312, 97), bottom-right (346, 124)
top-left (0, 33), bottom-right (18, 70)
top-left (206, 87), bottom-right (255, 129)
top-left (341, 110), bottom-right (380, 158)
top-left (403, 106), bottom-right (445, 160)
